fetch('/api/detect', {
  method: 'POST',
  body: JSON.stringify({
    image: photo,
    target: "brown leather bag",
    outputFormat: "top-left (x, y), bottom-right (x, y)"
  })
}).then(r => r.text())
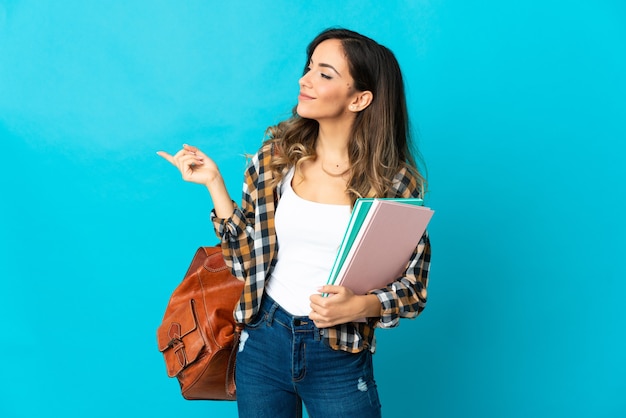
top-left (157, 245), bottom-right (244, 400)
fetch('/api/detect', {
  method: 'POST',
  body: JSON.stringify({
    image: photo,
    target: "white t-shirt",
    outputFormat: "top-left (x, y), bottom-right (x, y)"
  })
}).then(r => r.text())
top-left (265, 168), bottom-right (351, 316)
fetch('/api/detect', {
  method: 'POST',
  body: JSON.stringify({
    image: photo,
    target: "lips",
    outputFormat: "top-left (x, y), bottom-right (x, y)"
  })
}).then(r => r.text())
top-left (298, 92), bottom-right (314, 100)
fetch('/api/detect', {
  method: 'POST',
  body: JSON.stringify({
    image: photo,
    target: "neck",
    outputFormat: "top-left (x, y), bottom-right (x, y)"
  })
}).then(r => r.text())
top-left (316, 136), bottom-right (349, 164)
top-left (315, 131), bottom-right (351, 178)
top-left (316, 119), bottom-right (352, 156)
top-left (313, 116), bottom-right (356, 176)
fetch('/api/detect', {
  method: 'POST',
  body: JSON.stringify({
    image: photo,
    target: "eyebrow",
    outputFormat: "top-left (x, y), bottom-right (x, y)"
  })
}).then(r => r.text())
top-left (310, 59), bottom-right (342, 77)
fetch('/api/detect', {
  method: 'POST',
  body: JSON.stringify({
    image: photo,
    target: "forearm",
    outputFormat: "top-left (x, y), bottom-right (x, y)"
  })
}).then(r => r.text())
top-left (206, 174), bottom-right (236, 219)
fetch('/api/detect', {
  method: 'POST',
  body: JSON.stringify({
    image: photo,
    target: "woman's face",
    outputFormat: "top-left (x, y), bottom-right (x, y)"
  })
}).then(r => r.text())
top-left (297, 39), bottom-right (360, 123)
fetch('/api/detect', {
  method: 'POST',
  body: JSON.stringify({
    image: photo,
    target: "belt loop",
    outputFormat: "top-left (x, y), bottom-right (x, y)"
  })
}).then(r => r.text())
top-left (314, 326), bottom-right (323, 342)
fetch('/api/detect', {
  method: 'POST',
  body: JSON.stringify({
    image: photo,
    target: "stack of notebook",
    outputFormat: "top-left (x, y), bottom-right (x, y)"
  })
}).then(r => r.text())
top-left (326, 198), bottom-right (434, 295)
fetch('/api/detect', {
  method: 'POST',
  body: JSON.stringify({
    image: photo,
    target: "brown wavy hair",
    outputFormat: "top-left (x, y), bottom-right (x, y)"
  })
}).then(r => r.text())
top-left (265, 28), bottom-right (426, 204)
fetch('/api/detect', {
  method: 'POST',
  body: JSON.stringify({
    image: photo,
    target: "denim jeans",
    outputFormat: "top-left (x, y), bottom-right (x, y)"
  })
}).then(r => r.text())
top-left (235, 295), bottom-right (382, 418)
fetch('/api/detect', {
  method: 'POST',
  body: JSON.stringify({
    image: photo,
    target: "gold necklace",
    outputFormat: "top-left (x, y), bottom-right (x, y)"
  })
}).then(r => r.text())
top-left (320, 160), bottom-right (351, 177)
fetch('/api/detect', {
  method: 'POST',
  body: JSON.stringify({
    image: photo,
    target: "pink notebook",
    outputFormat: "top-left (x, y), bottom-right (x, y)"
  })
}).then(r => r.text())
top-left (335, 200), bottom-right (434, 295)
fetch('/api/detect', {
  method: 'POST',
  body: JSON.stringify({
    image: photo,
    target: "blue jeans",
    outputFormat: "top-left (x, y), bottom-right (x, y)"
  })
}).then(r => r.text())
top-left (236, 295), bottom-right (382, 418)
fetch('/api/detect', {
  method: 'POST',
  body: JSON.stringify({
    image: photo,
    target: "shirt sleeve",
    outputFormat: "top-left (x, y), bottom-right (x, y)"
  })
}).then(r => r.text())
top-left (368, 167), bottom-right (432, 328)
top-left (209, 150), bottom-right (262, 281)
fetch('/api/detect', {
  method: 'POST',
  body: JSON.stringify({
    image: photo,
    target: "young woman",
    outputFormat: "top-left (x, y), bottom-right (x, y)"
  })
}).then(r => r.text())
top-left (158, 28), bottom-right (431, 418)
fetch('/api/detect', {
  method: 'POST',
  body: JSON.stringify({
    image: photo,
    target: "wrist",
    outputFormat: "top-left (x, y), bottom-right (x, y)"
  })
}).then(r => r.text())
top-left (205, 173), bottom-right (224, 191)
top-left (358, 294), bottom-right (382, 319)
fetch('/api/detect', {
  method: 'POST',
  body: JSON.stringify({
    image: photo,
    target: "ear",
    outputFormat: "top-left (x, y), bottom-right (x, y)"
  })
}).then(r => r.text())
top-left (348, 90), bottom-right (373, 112)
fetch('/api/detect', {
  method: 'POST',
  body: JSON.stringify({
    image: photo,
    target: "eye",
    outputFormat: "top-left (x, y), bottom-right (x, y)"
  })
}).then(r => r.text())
top-left (320, 73), bottom-right (332, 80)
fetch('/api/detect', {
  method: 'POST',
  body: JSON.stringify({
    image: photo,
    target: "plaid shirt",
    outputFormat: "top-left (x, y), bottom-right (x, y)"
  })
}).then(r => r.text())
top-left (211, 143), bottom-right (431, 353)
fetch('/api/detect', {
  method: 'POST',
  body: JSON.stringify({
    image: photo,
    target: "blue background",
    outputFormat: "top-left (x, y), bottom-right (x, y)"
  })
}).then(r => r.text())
top-left (1, 1), bottom-right (624, 417)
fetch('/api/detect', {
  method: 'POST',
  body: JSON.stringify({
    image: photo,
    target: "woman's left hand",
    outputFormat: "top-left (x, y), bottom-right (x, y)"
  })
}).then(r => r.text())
top-left (309, 285), bottom-right (381, 328)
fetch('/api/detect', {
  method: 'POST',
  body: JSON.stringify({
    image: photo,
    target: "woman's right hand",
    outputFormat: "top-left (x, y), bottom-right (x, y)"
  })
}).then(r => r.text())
top-left (157, 144), bottom-right (221, 186)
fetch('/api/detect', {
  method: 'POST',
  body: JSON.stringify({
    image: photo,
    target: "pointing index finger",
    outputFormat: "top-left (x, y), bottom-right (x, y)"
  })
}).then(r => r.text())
top-left (156, 151), bottom-right (175, 165)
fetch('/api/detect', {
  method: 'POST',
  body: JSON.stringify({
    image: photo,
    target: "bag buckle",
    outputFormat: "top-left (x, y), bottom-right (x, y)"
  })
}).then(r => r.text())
top-left (167, 323), bottom-right (188, 368)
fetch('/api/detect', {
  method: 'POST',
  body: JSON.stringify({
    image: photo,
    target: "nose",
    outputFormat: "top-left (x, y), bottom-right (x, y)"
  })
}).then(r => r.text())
top-left (299, 71), bottom-right (312, 88)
